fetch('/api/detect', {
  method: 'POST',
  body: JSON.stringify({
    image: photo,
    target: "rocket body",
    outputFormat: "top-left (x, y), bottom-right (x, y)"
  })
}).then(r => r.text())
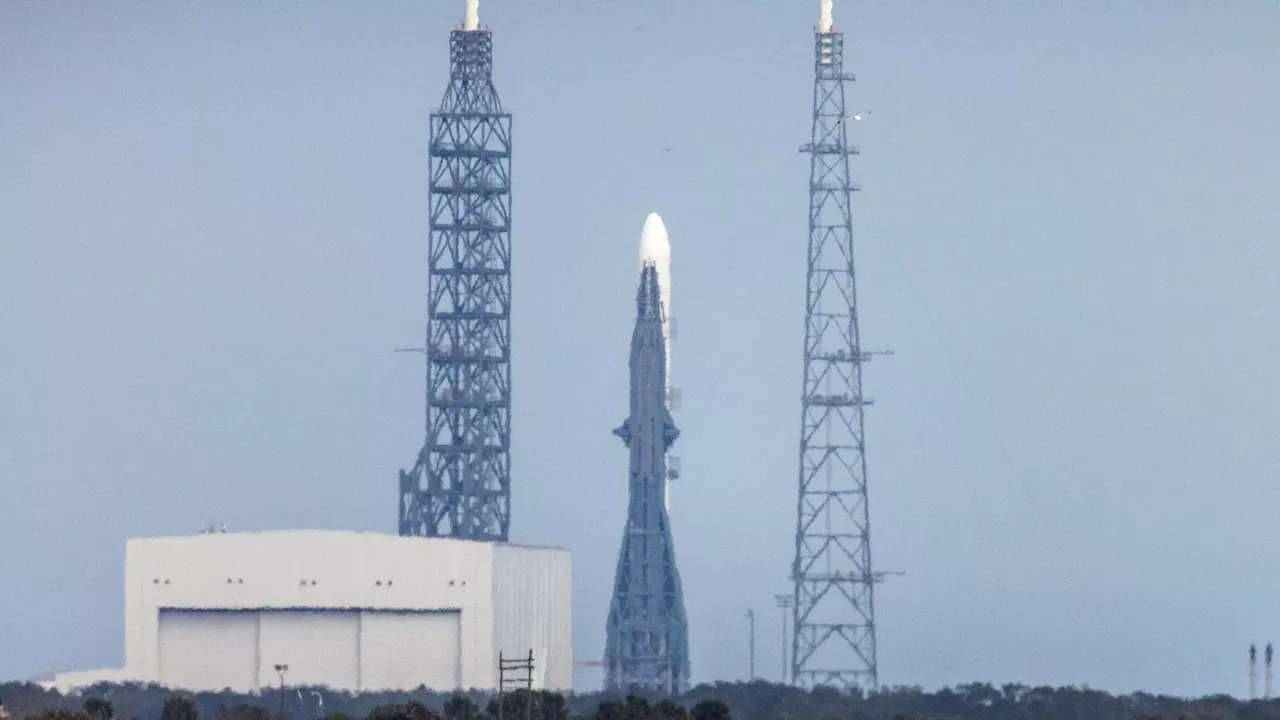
top-left (638, 213), bottom-right (673, 509)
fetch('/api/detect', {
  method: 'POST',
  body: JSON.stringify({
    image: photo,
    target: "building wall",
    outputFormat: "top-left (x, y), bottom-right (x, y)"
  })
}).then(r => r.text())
top-left (86, 531), bottom-right (572, 692)
top-left (145, 608), bottom-right (466, 693)
top-left (492, 544), bottom-right (573, 690)
top-left (41, 668), bottom-right (128, 693)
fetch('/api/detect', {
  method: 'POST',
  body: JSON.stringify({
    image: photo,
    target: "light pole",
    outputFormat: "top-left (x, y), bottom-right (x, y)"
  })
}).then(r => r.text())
top-left (746, 609), bottom-right (756, 681)
top-left (774, 594), bottom-right (793, 684)
top-left (274, 664), bottom-right (289, 718)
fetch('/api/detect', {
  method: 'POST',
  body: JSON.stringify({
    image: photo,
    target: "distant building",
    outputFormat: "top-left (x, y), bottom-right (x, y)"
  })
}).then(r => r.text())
top-left (48, 531), bottom-right (571, 693)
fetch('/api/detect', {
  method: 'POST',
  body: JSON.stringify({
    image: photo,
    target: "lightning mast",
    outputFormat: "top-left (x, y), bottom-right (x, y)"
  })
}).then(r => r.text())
top-left (399, 1), bottom-right (513, 541)
top-left (1252, 643), bottom-right (1259, 700)
top-left (789, 0), bottom-right (881, 689)
top-left (1267, 643), bottom-right (1273, 700)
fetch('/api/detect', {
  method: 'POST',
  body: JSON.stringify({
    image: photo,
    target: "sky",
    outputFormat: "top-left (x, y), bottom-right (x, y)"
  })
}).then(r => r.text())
top-left (3, 0), bottom-right (1280, 699)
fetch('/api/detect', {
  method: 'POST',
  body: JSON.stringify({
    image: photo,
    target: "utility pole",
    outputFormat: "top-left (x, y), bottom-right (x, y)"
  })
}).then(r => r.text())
top-left (274, 664), bottom-right (289, 718)
top-left (747, 609), bottom-right (756, 681)
top-left (498, 649), bottom-right (534, 720)
top-left (775, 594), bottom-right (793, 683)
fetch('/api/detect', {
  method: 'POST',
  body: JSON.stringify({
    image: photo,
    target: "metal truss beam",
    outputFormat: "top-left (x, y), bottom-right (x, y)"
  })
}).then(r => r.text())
top-left (790, 28), bottom-right (879, 691)
top-left (400, 29), bottom-right (513, 542)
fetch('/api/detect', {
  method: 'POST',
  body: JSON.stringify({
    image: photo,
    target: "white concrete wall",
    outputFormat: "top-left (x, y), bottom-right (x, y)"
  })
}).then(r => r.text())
top-left (42, 669), bottom-right (129, 694)
top-left (492, 544), bottom-right (572, 690)
top-left (126, 531), bottom-right (493, 613)
top-left (54, 531), bottom-right (571, 693)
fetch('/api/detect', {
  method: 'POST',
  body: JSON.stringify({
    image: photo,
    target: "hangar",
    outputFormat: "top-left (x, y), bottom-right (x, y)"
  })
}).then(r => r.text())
top-left (49, 531), bottom-right (571, 692)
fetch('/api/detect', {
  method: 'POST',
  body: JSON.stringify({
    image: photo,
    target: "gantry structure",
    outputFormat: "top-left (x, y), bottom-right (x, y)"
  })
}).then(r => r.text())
top-left (605, 264), bottom-right (690, 695)
top-left (399, 22), bottom-right (513, 541)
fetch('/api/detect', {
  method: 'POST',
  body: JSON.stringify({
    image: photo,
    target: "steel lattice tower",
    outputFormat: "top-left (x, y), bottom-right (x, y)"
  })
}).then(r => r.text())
top-left (605, 264), bottom-right (690, 695)
top-left (790, 21), bottom-right (879, 690)
top-left (399, 24), bottom-right (513, 542)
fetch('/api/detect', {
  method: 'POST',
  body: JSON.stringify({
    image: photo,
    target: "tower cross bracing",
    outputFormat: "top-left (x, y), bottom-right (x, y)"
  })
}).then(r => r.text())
top-left (790, 25), bottom-right (880, 690)
top-left (400, 28), bottom-right (513, 542)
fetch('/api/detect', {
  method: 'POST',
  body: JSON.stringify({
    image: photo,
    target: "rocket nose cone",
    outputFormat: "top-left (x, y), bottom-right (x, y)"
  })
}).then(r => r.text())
top-left (638, 212), bottom-right (671, 267)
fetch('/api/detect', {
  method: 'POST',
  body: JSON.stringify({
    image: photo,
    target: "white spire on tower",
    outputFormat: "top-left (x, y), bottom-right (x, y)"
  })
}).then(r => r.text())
top-left (464, 0), bottom-right (479, 31)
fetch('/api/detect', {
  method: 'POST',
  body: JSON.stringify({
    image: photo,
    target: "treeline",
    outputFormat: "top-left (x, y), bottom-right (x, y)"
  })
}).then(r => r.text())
top-left (5, 681), bottom-right (1280, 720)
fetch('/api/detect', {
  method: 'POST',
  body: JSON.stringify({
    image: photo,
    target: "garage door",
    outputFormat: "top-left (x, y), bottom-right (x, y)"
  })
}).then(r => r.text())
top-left (158, 610), bottom-right (258, 692)
top-left (258, 610), bottom-right (359, 689)
top-left (358, 611), bottom-right (460, 691)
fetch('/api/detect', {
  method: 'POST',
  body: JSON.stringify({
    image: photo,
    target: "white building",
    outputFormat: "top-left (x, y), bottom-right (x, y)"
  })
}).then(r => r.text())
top-left (49, 531), bottom-right (571, 693)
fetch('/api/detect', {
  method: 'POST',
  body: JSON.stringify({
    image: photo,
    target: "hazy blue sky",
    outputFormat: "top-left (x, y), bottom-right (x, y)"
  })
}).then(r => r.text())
top-left (4, 0), bottom-right (1280, 697)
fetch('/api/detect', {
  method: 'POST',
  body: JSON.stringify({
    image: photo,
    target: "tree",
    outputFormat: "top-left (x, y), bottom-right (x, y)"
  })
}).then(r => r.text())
top-left (25, 711), bottom-right (88, 720)
top-left (82, 700), bottom-right (112, 720)
top-left (595, 696), bottom-right (677, 720)
top-left (653, 700), bottom-right (688, 720)
top-left (594, 700), bottom-right (624, 720)
top-left (535, 693), bottom-right (569, 720)
top-left (690, 701), bottom-right (729, 720)
top-left (487, 691), bottom-right (532, 720)
top-left (217, 706), bottom-right (271, 720)
top-left (486, 691), bottom-right (567, 720)
top-left (162, 696), bottom-right (198, 720)
top-left (368, 702), bottom-right (440, 720)
top-left (444, 697), bottom-right (479, 720)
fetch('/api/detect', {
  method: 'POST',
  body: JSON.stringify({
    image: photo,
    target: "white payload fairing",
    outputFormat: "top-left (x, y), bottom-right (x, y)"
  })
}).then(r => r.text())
top-left (637, 212), bottom-right (674, 510)
top-left (638, 213), bottom-right (672, 387)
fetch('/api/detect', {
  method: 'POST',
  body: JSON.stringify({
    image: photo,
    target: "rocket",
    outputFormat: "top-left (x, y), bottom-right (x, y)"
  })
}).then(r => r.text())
top-left (637, 213), bottom-right (674, 509)
top-left (638, 213), bottom-right (672, 398)
top-left (605, 261), bottom-right (690, 694)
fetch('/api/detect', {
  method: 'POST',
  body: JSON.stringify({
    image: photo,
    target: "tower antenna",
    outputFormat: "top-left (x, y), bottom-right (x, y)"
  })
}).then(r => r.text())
top-left (1267, 643), bottom-right (1273, 700)
top-left (775, 594), bottom-right (794, 683)
top-left (399, 11), bottom-right (513, 541)
top-left (789, 0), bottom-right (886, 690)
top-left (1251, 643), bottom-right (1258, 700)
